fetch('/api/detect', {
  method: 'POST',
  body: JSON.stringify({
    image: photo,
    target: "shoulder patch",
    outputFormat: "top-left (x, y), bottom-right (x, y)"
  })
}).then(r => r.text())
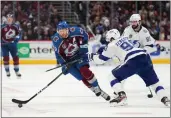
top-left (146, 36), bottom-right (151, 42)
top-left (70, 27), bottom-right (75, 32)
top-left (53, 36), bottom-right (59, 42)
top-left (129, 34), bottom-right (132, 38)
top-left (80, 28), bottom-right (83, 34)
top-left (143, 29), bottom-right (148, 33)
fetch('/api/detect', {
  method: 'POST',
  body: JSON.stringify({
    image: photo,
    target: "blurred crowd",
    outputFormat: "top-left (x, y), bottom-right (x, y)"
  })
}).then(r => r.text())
top-left (88, 1), bottom-right (170, 40)
top-left (1, 1), bottom-right (170, 40)
top-left (1, 1), bottom-right (62, 40)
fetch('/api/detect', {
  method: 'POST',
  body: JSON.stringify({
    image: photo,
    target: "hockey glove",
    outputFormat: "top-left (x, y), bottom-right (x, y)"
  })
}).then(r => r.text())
top-left (81, 53), bottom-right (96, 62)
top-left (61, 65), bottom-right (69, 75)
top-left (156, 44), bottom-right (166, 52)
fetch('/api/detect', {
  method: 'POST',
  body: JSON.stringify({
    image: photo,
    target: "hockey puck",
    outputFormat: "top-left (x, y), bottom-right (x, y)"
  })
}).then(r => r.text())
top-left (18, 104), bottom-right (23, 108)
top-left (147, 94), bottom-right (153, 98)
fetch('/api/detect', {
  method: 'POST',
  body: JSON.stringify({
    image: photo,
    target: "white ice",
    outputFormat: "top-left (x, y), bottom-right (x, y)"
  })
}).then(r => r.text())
top-left (2, 64), bottom-right (170, 117)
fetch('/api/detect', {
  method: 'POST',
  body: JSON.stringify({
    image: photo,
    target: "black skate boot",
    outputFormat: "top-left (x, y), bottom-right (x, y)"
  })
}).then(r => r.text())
top-left (92, 86), bottom-right (110, 101)
top-left (92, 86), bottom-right (101, 96)
top-left (15, 71), bottom-right (22, 77)
top-left (161, 97), bottom-right (170, 107)
top-left (100, 90), bottom-right (111, 101)
top-left (110, 91), bottom-right (127, 106)
top-left (6, 71), bottom-right (10, 77)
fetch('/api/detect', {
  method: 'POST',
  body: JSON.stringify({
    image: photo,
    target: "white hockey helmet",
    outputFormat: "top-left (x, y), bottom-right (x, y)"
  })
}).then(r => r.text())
top-left (106, 29), bottom-right (120, 42)
top-left (129, 14), bottom-right (141, 29)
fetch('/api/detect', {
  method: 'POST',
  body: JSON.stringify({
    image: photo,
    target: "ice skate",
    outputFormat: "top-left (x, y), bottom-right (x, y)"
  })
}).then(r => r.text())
top-left (92, 86), bottom-right (102, 96)
top-left (6, 71), bottom-right (10, 77)
top-left (100, 90), bottom-right (111, 101)
top-left (110, 91), bottom-right (127, 106)
top-left (92, 86), bottom-right (110, 101)
top-left (15, 71), bottom-right (22, 77)
top-left (161, 96), bottom-right (170, 107)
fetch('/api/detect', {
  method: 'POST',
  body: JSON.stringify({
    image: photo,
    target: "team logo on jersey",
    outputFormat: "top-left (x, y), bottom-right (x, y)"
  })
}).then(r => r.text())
top-left (146, 36), bottom-right (151, 42)
top-left (53, 36), bottom-right (59, 42)
top-left (70, 27), bottom-right (75, 32)
top-left (129, 34), bottom-right (132, 38)
top-left (62, 43), bottom-right (67, 49)
top-left (64, 43), bottom-right (79, 56)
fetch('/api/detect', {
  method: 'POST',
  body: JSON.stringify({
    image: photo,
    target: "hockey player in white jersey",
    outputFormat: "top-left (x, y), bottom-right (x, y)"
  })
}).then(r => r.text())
top-left (97, 29), bottom-right (170, 107)
top-left (122, 14), bottom-right (165, 53)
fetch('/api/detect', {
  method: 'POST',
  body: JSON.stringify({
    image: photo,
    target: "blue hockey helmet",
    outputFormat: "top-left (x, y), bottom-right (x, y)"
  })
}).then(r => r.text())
top-left (57, 21), bottom-right (69, 38)
top-left (57, 21), bottom-right (69, 31)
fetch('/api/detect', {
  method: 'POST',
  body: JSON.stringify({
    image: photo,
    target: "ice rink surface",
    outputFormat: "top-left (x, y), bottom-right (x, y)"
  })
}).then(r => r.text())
top-left (2, 64), bottom-right (170, 117)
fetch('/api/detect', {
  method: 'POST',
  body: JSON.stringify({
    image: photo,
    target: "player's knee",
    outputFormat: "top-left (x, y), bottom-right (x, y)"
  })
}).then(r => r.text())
top-left (82, 78), bottom-right (92, 88)
top-left (3, 56), bottom-right (9, 65)
top-left (13, 56), bottom-right (19, 65)
top-left (111, 69), bottom-right (124, 82)
top-left (151, 82), bottom-right (164, 94)
top-left (79, 66), bottom-right (94, 80)
top-left (144, 75), bottom-right (159, 87)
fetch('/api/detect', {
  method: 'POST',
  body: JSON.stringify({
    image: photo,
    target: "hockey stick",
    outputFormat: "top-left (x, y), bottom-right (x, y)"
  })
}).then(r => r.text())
top-left (12, 71), bottom-right (64, 108)
top-left (12, 59), bottom-right (77, 108)
top-left (45, 58), bottom-right (83, 72)
top-left (147, 87), bottom-right (153, 98)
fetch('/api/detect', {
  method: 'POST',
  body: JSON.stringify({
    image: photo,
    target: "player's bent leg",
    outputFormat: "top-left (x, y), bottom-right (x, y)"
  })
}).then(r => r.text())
top-left (69, 67), bottom-right (110, 101)
top-left (138, 66), bottom-right (170, 107)
top-left (151, 82), bottom-right (170, 107)
top-left (82, 78), bottom-right (101, 96)
top-left (13, 56), bottom-right (21, 77)
top-left (79, 65), bottom-right (98, 87)
top-left (109, 57), bottom-right (143, 106)
top-left (3, 56), bottom-right (10, 77)
top-left (79, 65), bottom-right (110, 101)
top-left (108, 72), bottom-right (127, 106)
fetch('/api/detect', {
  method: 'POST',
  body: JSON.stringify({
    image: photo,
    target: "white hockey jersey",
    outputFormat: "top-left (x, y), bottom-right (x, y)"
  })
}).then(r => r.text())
top-left (122, 26), bottom-right (157, 53)
top-left (101, 36), bottom-right (147, 63)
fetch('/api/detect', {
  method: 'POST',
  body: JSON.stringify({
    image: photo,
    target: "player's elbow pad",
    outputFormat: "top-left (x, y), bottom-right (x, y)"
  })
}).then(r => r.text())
top-left (99, 54), bottom-right (110, 61)
top-left (144, 46), bottom-right (157, 54)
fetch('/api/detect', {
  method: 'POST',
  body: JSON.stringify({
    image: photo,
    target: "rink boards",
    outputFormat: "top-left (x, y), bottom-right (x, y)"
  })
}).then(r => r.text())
top-left (0, 41), bottom-right (170, 64)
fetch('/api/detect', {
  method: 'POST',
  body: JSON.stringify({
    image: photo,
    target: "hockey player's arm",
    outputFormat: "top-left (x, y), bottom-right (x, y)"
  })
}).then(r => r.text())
top-left (77, 28), bottom-right (89, 54)
top-left (96, 46), bottom-right (111, 61)
top-left (142, 31), bottom-right (158, 53)
top-left (14, 27), bottom-right (23, 43)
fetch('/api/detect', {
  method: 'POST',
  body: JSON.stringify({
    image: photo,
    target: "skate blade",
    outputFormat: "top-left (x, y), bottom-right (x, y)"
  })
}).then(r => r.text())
top-left (110, 99), bottom-right (128, 107)
top-left (165, 102), bottom-right (170, 107)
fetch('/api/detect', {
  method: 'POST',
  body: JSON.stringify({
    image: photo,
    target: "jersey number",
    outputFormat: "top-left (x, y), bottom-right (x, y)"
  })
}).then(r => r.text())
top-left (120, 42), bottom-right (133, 51)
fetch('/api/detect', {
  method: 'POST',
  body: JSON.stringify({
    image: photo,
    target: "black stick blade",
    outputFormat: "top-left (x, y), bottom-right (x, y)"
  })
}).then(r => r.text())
top-left (12, 99), bottom-right (28, 104)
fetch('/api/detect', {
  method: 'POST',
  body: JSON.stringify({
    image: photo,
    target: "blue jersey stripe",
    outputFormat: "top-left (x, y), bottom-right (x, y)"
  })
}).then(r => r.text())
top-left (124, 50), bottom-right (146, 62)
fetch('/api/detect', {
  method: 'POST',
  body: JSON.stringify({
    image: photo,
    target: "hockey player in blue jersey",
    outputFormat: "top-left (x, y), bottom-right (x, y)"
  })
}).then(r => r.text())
top-left (51, 21), bottom-right (110, 101)
top-left (1, 13), bottom-right (22, 77)
top-left (94, 29), bottom-right (170, 107)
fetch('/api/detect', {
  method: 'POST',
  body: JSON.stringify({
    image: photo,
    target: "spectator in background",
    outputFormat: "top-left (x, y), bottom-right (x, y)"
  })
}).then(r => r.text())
top-left (1, 1), bottom-right (170, 40)
top-left (75, 1), bottom-right (87, 26)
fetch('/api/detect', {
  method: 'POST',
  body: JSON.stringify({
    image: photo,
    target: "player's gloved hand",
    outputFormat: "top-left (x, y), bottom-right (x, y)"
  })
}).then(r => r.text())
top-left (156, 44), bottom-right (166, 52)
top-left (61, 65), bottom-right (69, 75)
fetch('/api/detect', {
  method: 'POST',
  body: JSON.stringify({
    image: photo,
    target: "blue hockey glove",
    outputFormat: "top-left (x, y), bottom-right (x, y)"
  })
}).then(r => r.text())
top-left (156, 44), bottom-right (166, 52)
top-left (61, 65), bottom-right (69, 75)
